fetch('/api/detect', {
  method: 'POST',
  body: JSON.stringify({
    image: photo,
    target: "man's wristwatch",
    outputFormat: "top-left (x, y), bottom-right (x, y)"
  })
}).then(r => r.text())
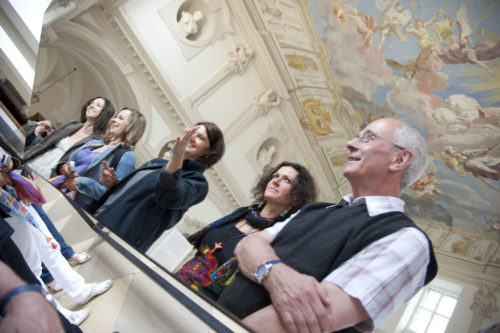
top-left (255, 259), bottom-right (282, 284)
top-left (0, 285), bottom-right (57, 316)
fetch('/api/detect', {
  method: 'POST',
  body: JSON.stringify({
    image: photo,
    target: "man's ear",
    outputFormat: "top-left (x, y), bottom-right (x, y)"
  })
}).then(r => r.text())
top-left (389, 150), bottom-right (413, 172)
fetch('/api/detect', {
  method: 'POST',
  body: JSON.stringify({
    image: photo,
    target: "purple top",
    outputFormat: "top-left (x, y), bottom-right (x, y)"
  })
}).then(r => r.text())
top-left (74, 147), bottom-right (100, 174)
top-left (73, 147), bottom-right (100, 209)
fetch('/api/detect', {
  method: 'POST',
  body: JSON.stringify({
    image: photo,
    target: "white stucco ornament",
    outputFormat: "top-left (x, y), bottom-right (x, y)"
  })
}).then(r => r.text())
top-left (179, 10), bottom-right (204, 37)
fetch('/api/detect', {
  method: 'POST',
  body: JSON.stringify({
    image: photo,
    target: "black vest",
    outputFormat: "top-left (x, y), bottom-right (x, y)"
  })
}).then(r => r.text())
top-left (217, 202), bottom-right (438, 330)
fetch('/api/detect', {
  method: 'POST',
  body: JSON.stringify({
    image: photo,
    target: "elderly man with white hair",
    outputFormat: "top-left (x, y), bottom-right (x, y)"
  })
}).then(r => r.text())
top-left (217, 118), bottom-right (438, 333)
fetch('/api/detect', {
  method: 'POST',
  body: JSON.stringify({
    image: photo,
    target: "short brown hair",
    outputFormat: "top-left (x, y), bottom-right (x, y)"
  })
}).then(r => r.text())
top-left (195, 121), bottom-right (224, 168)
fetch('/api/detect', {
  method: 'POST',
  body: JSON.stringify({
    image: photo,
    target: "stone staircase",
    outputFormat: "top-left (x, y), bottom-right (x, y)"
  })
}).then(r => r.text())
top-left (36, 177), bottom-right (246, 333)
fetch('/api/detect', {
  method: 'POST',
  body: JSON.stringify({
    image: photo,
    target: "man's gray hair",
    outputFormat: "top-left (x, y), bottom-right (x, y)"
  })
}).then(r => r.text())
top-left (392, 124), bottom-right (428, 188)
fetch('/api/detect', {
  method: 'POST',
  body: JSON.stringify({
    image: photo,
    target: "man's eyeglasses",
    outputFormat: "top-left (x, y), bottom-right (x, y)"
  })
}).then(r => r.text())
top-left (356, 130), bottom-right (406, 150)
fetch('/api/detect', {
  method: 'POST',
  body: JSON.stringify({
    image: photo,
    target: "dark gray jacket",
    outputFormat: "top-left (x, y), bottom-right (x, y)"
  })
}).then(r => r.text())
top-left (94, 158), bottom-right (208, 252)
top-left (23, 121), bottom-right (100, 176)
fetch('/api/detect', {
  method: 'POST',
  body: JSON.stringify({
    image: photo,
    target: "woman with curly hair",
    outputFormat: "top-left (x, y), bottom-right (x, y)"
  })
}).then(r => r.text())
top-left (175, 161), bottom-right (317, 300)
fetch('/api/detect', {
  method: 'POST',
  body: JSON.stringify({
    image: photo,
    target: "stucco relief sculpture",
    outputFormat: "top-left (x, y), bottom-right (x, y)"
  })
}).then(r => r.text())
top-left (257, 145), bottom-right (277, 169)
top-left (470, 284), bottom-right (498, 320)
top-left (299, 98), bottom-right (332, 135)
top-left (179, 10), bottom-right (204, 37)
top-left (254, 88), bottom-right (280, 116)
top-left (225, 43), bottom-right (255, 74)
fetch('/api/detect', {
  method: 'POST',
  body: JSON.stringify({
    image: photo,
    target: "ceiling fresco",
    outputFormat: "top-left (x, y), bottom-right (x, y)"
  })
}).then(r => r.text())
top-left (308, 0), bottom-right (500, 233)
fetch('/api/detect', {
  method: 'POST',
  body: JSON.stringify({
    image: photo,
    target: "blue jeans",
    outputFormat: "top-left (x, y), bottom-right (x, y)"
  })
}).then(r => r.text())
top-left (32, 204), bottom-right (75, 284)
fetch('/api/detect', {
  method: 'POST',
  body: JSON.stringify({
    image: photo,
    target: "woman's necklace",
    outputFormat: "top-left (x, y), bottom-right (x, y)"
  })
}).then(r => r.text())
top-left (239, 221), bottom-right (263, 235)
top-left (241, 224), bottom-right (254, 234)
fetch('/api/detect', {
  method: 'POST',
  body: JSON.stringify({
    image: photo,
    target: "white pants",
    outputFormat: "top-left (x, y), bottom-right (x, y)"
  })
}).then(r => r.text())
top-left (5, 205), bottom-right (91, 303)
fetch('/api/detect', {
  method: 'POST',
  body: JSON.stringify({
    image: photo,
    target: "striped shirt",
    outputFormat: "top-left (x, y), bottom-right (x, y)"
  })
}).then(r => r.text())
top-left (266, 194), bottom-right (430, 332)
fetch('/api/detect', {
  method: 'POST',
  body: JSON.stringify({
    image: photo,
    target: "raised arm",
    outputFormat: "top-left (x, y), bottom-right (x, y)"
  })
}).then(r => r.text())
top-left (165, 127), bottom-right (197, 174)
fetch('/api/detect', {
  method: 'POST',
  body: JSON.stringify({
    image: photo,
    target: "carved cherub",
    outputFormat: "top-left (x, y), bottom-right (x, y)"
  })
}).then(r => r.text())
top-left (180, 10), bottom-right (204, 37)
top-left (226, 44), bottom-right (254, 74)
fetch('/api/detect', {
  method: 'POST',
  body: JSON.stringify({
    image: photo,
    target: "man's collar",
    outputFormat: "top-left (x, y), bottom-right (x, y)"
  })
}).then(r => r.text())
top-left (340, 194), bottom-right (405, 216)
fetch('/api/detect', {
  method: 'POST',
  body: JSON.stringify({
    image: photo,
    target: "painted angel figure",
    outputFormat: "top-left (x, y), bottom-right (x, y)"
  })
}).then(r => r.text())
top-left (441, 146), bottom-right (466, 177)
top-left (332, 5), bottom-right (378, 51)
top-left (459, 146), bottom-right (500, 182)
top-left (402, 10), bottom-right (448, 77)
top-left (409, 172), bottom-right (441, 198)
top-left (376, 0), bottom-right (411, 50)
top-left (484, 217), bottom-right (500, 234)
top-left (441, 145), bottom-right (500, 189)
top-left (437, 5), bottom-right (500, 75)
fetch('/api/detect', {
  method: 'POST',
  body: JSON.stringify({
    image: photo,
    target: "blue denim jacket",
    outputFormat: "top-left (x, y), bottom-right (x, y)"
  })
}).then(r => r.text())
top-left (68, 139), bottom-right (136, 205)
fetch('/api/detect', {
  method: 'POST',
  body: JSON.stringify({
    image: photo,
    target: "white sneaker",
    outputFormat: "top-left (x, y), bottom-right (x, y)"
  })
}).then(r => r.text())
top-left (59, 308), bottom-right (90, 326)
top-left (78, 279), bottom-right (113, 304)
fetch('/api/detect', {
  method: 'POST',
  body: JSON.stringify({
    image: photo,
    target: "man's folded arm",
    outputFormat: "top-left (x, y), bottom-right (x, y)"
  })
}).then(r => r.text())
top-left (242, 280), bottom-right (368, 333)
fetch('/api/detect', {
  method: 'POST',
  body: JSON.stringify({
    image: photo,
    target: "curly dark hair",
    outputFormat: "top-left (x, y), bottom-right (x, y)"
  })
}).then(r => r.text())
top-left (251, 161), bottom-right (317, 213)
top-left (79, 96), bottom-right (115, 135)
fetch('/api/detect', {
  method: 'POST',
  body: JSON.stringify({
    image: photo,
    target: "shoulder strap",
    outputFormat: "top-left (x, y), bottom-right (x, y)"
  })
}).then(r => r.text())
top-left (109, 146), bottom-right (130, 170)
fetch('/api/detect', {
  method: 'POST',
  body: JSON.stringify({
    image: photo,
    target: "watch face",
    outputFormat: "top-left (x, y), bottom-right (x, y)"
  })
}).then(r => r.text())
top-left (256, 264), bottom-right (266, 277)
top-left (255, 263), bottom-right (268, 283)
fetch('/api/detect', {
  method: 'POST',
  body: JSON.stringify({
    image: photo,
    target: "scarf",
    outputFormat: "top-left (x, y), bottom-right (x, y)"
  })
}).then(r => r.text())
top-left (0, 185), bottom-right (57, 249)
top-left (48, 175), bottom-right (76, 199)
top-left (187, 202), bottom-right (290, 248)
top-left (6, 171), bottom-right (45, 206)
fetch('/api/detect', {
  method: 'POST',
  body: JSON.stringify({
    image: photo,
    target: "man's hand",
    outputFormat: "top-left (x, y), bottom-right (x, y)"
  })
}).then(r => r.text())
top-left (235, 230), bottom-right (330, 332)
top-left (0, 262), bottom-right (64, 333)
top-left (243, 279), bottom-right (370, 333)
top-left (263, 264), bottom-right (330, 333)
top-left (0, 291), bottom-right (64, 333)
top-left (100, 161), bottom-right (117, 188)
